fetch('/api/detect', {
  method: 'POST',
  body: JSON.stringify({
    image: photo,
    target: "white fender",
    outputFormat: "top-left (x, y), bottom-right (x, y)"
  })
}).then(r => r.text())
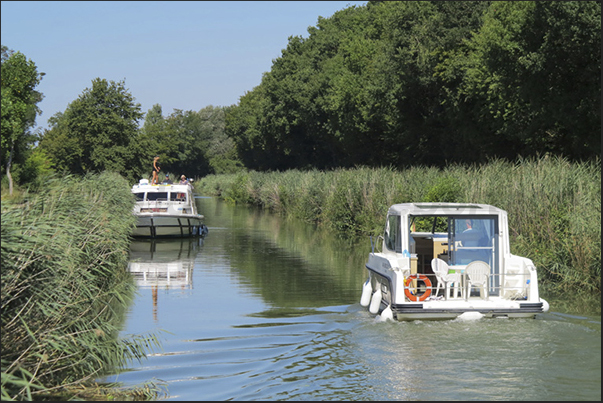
top-left (457, 311), bottom-right (484, 321)
top-left (540, 298), bottom-right (550, 312)
top-left (380, 305), bottom-right (393, 321)
top-left (360, 278), bottom-right (373, 307)
top-left (369, 288), bottom-right (382, 314)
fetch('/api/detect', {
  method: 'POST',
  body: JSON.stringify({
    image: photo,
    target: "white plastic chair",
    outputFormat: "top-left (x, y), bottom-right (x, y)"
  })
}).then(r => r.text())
top-left (431, 258), bottom-right (462, 299)
top-left (465, 260), bottom-right (490, 300)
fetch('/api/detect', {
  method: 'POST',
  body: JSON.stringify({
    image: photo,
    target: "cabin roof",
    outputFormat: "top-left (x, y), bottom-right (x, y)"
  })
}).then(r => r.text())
top-left (131, 183), bottom-right (192, 192)
top-left (388, 202), bottom-right (505, 216)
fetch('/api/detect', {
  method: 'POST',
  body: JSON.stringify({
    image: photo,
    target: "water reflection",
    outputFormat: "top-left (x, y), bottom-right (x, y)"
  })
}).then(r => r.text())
top-left (128, 238), bottom-right (204, 321)
top-left (190, 197), bottom-right (369, 309)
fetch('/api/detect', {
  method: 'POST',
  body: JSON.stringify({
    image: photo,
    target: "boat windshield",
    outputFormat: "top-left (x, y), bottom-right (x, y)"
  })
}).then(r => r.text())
top-left (170, 192), bottom-right (187, 201)
top-left (384, 214), bottom-right (402, 253)
top-left (146, 192), bottom-right (169, 201)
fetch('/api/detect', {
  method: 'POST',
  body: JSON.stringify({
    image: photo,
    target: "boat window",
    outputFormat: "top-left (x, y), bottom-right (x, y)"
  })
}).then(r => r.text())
top-left (170, 192), bottom-right (186, 201)
top-left (410, 215), bottom-right (448, 233)
top-left (450, 217), bottom-right (496, 264)
top-left (133, 192), bottom-right (145, 201)
top-left (384, 214), bottom-right (402, 253)
top-left (146, 192), bottom-right (168, 201)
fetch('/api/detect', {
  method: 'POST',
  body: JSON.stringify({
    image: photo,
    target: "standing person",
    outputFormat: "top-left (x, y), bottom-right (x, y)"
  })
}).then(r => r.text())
top-left (151, 156), bottom-right (160, 185)
top-left (177, 175), bottom-right (188, 200)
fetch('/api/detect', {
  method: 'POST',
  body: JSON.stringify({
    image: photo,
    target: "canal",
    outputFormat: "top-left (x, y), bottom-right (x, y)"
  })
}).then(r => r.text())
top-left (102, 196), bottom-right (601, 401)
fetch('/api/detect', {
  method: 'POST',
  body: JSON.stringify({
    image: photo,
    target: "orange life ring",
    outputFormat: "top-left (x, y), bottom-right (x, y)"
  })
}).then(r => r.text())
top-left (404, 274), bottom-right (432, 302)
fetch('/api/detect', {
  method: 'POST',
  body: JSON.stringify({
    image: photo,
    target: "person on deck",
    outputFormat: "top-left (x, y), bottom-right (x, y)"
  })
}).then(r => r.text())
top-left (151, 156), bottom-right (160, 185)
top-left (162, 173), bottom-right (173, 185)
top-left (179, 175), bottom-right (189, 185)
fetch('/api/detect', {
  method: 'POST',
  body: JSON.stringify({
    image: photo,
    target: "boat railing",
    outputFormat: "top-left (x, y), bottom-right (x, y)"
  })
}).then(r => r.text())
top-left (403, 271), bottom-right (531, 301)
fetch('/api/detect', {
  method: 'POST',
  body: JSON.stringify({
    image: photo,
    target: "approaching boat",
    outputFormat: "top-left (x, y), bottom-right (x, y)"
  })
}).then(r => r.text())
top-left (131, 178), bottom-right (208, 238)
top-left (361, 202), bottom-right (549, 321)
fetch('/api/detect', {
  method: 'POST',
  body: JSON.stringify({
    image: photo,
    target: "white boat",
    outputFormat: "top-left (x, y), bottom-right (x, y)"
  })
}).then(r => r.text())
top-left (131, 178), bottom-right (208, 238)
top-left (361, 202), bottom-right (549, 321)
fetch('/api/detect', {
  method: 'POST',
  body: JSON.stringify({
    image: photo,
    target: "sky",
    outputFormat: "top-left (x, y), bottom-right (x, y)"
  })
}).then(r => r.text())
top-left (1, 1), bottom-right (367, 131)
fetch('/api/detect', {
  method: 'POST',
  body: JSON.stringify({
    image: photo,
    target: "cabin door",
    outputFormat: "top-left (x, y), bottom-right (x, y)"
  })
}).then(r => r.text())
top-left (448, 216), bottom-right (499, 295)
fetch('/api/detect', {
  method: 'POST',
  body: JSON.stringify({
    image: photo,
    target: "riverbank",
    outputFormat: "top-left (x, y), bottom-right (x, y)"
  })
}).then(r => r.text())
top-left (1, 172), bottom-right (161, 401)
top-left (196, 156), bottom-right (601, 306)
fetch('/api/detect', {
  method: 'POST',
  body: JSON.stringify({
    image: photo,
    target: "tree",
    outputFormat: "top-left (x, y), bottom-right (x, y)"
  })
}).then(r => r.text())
top-left (39, 78), bottom-right (143, 181)
top-left (1, 45), bottom-right (44, 194)
top-left (139, 104), bottom-right (241, 178)
top-left (202, 106), bottom-right (244, 174)
top-left (225, 88), bottom-right (268, 170)
top-left (457, 1), bottom-right (601, 159)
top-left (225, 1), bottom-right (600, 171)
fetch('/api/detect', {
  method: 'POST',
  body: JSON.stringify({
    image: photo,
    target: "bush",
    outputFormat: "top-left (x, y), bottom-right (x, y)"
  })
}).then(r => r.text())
top-left (1, 171), bottom-right (161, 400)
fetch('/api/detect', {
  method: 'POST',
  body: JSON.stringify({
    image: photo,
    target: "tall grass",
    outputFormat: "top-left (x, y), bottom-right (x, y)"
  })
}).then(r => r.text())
top-left (1, 171), bottom-right (161, 400)
top-left (196, 156), bottom-right (601, 296)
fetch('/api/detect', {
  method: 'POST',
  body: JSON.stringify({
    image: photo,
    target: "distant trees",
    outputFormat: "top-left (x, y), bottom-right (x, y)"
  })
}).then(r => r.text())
top-left (9, 1), bottom-right (600, 187)
top-left (37, 80), bottom-right (242, 183)
top-left (225, 1), bottom-right (601, 170)
top-left (1, 45), bottom-right (45, 194)
top-left (450, 1), bottom-right (601, 160)
top-left (138, 104), bottom-right (243, 179)
top-left (39, 78), bottom-right (144, 182)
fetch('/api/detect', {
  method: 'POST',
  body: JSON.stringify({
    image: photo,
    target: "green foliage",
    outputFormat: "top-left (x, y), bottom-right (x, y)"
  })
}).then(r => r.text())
top-left (38, 78), bottom-right (143, 182)
top-left (457, 1), bottom-right (601, 159)
top-left (225, 1), bottom-right (600, 170)
top-left (197, 157), bottom-right (600, 295)
top-left (138, 105), bottom-right (243, 180)
top-left (1, 172), bottom-right (161, 400)
top-left (10, 147), bottom-right (55, 190)
top-left (1, 45), bottom-right (44, 193)
top-left (422, 176), bottom-right (461, 203)
top-left (220, 172), bottom-right (253, 205)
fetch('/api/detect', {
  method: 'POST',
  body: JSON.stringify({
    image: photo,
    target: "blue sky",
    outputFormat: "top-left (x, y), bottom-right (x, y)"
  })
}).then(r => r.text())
top-left (1, 1), bottom-right (366, 131)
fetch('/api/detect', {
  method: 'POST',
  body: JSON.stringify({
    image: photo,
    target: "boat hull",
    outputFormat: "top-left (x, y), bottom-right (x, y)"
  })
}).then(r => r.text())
top-left (132, 214), bottom-right (206, 238)
top-left (389, 301), bottom-right (545, 321)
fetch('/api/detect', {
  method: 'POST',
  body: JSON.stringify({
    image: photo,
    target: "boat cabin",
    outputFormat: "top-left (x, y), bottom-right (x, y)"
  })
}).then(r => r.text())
top-left (130, 179), bottom-right (206, 238)
top-left (131, 179), bottom-right (197, 216)
top-left (386, 204), bottom-right (504, 296)
top-left (363, 203), bottom-right (547, 320)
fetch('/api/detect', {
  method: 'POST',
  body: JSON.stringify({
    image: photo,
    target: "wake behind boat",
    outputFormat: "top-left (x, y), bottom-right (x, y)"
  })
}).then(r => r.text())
top-left (131, 178), bottom-right (208, 238)
top-left (361, 202), bottom-right (549, 321)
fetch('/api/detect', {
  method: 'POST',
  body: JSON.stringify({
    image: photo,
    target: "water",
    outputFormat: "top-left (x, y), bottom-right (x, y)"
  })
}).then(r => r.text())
top-left (103, 197), bottom-right (601, 401)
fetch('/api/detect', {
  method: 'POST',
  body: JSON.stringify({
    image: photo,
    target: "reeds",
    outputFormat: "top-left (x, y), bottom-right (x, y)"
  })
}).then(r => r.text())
top-left (196, 156), bottom-right (601, 296)
top-left (1, 171), bottom-right (161, 400)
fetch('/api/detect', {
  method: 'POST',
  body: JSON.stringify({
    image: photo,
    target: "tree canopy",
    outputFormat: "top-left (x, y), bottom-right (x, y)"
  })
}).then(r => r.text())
top-left (138, 104), bottom-right (243, 179)
top-left (1, 45), bottom-right (44, 193)
top-left (226, 1), bottom-right (600, 170)
top-left (38, 78), bottom-right (144, 181)
top-left (9, 1), bottom-right (601, 186)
